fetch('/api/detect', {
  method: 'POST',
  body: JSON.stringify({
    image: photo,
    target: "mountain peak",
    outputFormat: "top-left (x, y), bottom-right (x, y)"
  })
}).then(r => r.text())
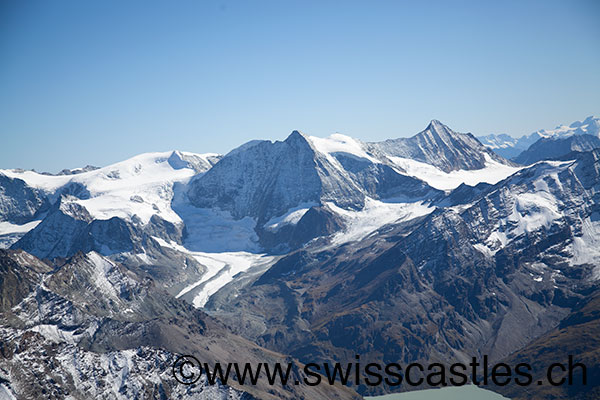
top-left (424, 119), bottom-right (453, 136)
top-left (369, 119), bottom-right (511, 172)
top-left (428, 119), bottom-right (444, 128)
top-left (167, 150), bottom-right (187, 170)
top-left (571, 115), bottom-right (598, 128)
top-left (421, 119), bottom-right (456, 142)
top-left (283, 130), bottom-right (315, 151)
top-left (286, 130), bottom-right (308, 142)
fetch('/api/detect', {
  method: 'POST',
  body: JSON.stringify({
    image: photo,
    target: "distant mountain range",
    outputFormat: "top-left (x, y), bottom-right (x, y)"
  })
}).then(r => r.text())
top-left (478, 115), bottom-right (600, 160)
top-left (1, 118), bottom-right (599, 399)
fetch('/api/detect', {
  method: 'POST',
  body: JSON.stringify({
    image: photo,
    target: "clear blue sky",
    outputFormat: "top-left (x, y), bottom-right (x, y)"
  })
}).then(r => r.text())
top-left (1, 0), bottom-right (599, 172)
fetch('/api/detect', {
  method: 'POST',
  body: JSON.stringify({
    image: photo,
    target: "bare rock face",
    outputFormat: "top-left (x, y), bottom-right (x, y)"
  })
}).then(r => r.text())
top-left (0, 174), bottom-right (50, 224)
top-left (14, 196), bottom-right (146, 259)
top-left (0, 250), bottom-right (53, 313)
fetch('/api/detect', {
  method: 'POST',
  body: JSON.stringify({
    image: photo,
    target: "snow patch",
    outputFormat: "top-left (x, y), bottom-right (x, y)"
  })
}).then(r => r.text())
top-left (570, 214), bottom-right (600, 279)
top-left (86, 252), bottom-right (125, 300)
top-left (264, 203), bottom-right (316, 232)
top-left (473, 243), bottom-right (494, 257)
top-left (0, 220), bottom-right (41, 235)
top-left (0, 384), bottom-right (17, 400)
top-left (29, 322), bottom-right (97, 345)
top-left (508, 192), bottom-right (561, 236)
top-left (486, 230), bottom-right (508, 250)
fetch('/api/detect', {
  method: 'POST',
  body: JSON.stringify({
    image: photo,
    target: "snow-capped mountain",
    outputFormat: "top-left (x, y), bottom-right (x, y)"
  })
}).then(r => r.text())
top-left (477, 133), bottom-right (521, 159)
top-left (1, 150), bottom-right (219, 227)
top-left (479, 115), bottom-right (600, 160)
top-left (370, 119), bottom-right (511, 172)
top-left (0, 174), bottom-right (50, 247)
top-left (513, 134), bottom-right (600, 165)
top-left (186, 129), bottom-right (440, 250)
top-left (0, 151), bottom-right (229, 307)
top-left (1, 151), bottom-right (219, 256)
top-left (187, 121), bottom-right (522, 250)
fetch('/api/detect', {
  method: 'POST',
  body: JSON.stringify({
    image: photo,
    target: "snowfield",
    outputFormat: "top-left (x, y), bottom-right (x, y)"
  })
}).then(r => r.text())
top-left (308, 133), bottom-right (380, 163)
top-left (570, 214), bottom-right (600, 280)
top-left (0, 151), bottom-right (218, 225)
top-left (387, 153), bottom-right (522, 191)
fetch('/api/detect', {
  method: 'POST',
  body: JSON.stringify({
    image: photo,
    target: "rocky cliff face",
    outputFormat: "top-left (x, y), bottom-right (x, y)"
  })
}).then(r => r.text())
top-left (188, 131), bottom-right (438, 223)
top-left (14, 195), bottom-right (185, 260)
top-left (0, 174), bottom-right (50, 225)
top-left (189, 132), bottom-right (337, 222)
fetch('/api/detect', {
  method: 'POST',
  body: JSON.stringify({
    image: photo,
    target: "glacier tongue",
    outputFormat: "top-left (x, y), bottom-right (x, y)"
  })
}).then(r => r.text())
top-left (154, 237), bottom-right (276, 308)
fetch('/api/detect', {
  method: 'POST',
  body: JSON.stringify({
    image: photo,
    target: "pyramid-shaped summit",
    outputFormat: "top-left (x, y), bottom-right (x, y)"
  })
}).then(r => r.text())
top-left (187, 130), bottom-right (364, 222)
top-left (370, 120), bottom-right (511, 172)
